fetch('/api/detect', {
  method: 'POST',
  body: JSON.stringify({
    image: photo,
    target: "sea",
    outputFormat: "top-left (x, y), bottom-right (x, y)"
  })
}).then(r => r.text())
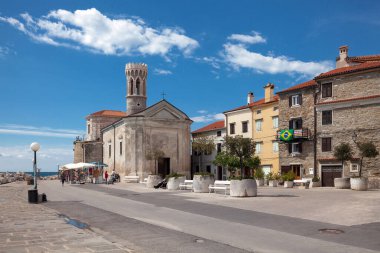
top-left (25, 172), bottom-right (58, 177)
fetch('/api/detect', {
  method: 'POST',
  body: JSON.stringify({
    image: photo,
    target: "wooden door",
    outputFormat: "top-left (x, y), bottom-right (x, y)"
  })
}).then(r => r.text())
top-left (321, 166), bottom-right (342, 187)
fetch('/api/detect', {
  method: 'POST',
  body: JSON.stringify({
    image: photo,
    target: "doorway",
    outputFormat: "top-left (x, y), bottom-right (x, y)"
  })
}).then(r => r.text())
top-left (217, 166), bottom-right (223, 180)
top-left (158, 158), bottom-right (170, 177)
top-left (321, 165), bottom-right (342, 187)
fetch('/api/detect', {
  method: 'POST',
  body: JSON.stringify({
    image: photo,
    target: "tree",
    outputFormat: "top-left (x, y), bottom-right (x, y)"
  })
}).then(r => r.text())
top-left (192, 136), bottom-right (215, 172)
top-left (333, 143), bottom-right (353, 175)
top-left (213, 151), bottom-right (239, 177)
top-left (358, 142), bottom-right (379, 178)
top-left (145, 148), bottom-right (165, 175)
top-left (222, 135), bottom-right (259, 178)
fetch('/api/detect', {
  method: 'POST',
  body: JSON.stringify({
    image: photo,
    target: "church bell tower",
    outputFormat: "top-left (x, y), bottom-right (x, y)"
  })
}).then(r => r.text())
top-left (125, 63), bottom-right (147, 115)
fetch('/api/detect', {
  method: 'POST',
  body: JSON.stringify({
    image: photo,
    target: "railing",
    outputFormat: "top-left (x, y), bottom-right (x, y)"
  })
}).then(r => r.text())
top-left (277, 128), bottom-right (310, 142)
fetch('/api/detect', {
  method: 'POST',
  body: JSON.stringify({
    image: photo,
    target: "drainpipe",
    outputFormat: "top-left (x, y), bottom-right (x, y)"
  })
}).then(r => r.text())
top-left (313, 83), bottom-right (319, 177)
top-left (113, 125), bottom-right (116, 171)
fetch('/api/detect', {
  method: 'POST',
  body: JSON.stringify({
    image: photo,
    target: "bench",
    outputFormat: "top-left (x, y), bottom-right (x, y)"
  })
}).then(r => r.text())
top-left (209, 180), bottom-right (230, 195)
top-left (179, 180), bottom-right (193, 190)
top-left (124, 175), bottom-right (140, 183)
top-left (140, 177), bottom-right (148, 184)
top-left (294, 178), bottom-right (311, 189)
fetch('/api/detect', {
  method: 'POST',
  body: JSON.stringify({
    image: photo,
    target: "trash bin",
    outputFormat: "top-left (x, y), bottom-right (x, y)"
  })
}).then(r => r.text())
top-left (28, 189), bottom-right (38, 203)
top-left (42, 193), bottom-right (47, 202)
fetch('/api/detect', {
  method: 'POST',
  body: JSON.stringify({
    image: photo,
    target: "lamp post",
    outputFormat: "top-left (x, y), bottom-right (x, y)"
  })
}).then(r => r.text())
top-left (30, 142), bottom-right (40, 190)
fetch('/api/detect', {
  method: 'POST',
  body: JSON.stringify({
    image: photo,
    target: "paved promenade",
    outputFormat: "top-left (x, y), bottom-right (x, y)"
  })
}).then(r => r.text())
top-left (1, 180), bottom-right (380, 252)
top-left (0, 182), bottom-right (133, 253)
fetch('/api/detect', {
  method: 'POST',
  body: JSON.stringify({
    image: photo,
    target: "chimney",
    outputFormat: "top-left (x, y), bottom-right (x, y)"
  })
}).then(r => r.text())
top-left (247, 92), bottom-right (254, 104)
top-left (336, 45), bottom-right (349, 68)
top-left (264, 83), bottom-right (274, 103)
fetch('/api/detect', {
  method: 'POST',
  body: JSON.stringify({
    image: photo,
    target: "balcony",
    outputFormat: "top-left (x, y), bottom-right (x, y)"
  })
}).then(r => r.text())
top-left (277, 128), bottom-right (310, 142)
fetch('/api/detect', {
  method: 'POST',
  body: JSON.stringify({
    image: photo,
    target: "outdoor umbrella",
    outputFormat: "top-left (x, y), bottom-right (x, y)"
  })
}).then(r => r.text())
top-left (90, 161), bottom-right (108, 167)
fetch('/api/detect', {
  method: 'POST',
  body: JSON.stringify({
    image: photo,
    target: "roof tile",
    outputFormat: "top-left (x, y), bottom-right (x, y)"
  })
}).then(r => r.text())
top-left (316, 61), bottom-right (380, 79)
top-left (192, 120), bottom-right (225, 134)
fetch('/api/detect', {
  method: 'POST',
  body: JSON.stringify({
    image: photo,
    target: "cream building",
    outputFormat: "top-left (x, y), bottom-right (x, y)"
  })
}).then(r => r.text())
top-left (74, 63), bottom-right (192, 181)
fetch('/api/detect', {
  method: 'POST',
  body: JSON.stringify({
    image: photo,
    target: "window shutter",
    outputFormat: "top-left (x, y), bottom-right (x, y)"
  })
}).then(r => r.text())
top-left (289, 120), bottom-right (292, 129)
top-left (299, 118), bottom-right (303, 129)
top-left (288, 143), bottom-right (292, 154)
top-left (289, 96), bottom-right (292, 107)
top-left (299, 142), bottom-right (303, 153)
top-left (299, 94), bottom-right (303, 105)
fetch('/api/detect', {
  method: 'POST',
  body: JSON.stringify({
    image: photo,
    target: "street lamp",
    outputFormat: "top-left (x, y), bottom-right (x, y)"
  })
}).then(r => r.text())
top-left (30, 142), bottom-right (40, 190)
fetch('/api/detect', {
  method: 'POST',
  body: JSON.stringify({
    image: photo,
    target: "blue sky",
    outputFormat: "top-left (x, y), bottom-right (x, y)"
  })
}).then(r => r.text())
top-left (1, 0), bottom-right (379, 171)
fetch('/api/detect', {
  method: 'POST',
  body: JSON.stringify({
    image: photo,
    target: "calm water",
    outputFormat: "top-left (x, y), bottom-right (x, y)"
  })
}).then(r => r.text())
top-left (25, 172), bottom-right (58, 177)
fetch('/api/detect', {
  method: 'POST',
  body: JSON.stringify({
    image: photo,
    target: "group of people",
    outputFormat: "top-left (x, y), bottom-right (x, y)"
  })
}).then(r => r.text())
top-left (60, 169), bottom-right (120, 186)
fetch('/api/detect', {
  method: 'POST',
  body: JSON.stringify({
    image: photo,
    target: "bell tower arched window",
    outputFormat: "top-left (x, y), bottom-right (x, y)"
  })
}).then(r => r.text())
top-left (136, 78), bottom-right (140, 95)
top-left (129, 78), bottom-right (134, 95)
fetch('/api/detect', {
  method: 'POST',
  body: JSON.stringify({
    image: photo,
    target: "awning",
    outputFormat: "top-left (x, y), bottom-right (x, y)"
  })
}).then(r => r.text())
top-left (62, 162), bottom-right (95, 170)
top-left (90, 161), bottom-right (108, 167)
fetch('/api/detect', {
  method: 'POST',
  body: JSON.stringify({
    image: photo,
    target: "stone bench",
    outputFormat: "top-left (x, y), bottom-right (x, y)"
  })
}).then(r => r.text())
top-left (124, 176), bottom-right (140, 183)
top-left (209, 180), bottom-right (230, 195)
top-left (294, 179), bottom-right (311, 189)
top-left (179, 180), bottom-right (193, 190)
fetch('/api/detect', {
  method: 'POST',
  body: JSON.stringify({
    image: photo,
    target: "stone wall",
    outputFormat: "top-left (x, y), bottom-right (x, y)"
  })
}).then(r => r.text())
top-left (278, 86), bottom-right (315, 176)
top-left (73, 141), bottom-right (103, 163)
top-left (86, 116), bottom-right (123, 141)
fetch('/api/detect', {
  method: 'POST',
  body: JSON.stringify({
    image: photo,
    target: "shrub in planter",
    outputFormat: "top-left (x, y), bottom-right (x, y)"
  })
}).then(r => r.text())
top-left (146, 174), bottom-right (162, 188)
top-left (166, 172), bottom-right (186, 190)
top-left (350, 177), bottom-right (368, 191)
top-left (255, 167), bottom-right (265, 187)
top-left (282, 171), bottom-right (296, 188)
top-left (230, 178), bottom-right (257, 197)
top-left (193, 172), bottom-right (215, 193)
top-left (310, 176), bottom-right (321, 188)
top-left (267, 172), bottom-right (279, 187)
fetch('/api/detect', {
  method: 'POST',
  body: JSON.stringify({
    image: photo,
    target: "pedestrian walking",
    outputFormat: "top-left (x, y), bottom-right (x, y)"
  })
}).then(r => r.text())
top-left (105, 171), bottom-right (108, 184)
top-left (60, 173), bottom-right (65, 187)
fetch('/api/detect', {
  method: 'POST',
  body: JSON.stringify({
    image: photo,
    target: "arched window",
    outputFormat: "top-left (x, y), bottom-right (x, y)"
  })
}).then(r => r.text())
top-left (136, 78), bottom-right (140, 95)
top-left (129, 78), bottom-right (134, 95)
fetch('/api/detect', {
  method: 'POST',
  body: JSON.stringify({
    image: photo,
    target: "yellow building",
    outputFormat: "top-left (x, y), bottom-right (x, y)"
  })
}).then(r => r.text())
top-left (224, 83), bottom-right (279, 175)
top-left (251, 83), bottom-right (279, 174)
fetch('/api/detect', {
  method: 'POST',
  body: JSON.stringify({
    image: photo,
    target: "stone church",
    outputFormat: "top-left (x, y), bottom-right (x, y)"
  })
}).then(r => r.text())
top-left (73, 63), bottom-right (192, 180)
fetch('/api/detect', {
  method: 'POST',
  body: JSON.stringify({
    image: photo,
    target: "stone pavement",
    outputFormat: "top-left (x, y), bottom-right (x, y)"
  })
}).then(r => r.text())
top-left (0, 182), bottom-right (133, 253)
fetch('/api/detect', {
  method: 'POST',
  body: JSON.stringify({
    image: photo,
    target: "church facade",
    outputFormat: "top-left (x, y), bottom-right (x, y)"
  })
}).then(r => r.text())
top-left (74, 63), bottom-right (192, 180)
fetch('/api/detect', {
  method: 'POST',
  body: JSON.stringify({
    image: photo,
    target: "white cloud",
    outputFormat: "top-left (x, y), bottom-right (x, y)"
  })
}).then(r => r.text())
top-left (0, 8), bottom-right (199, 57)
top-left (0, 46), bottom-right (10, 58)
top-left (223, 42), bottom-right (333, 76)
top-left (197, 110), bottom-right (208, 114)
top-left (191, 113), bottom-right (224, 123)
top-left (227, 31), bottom-right (266, 44)
top-left (154, 68), bottom-right (172, 75)
top-left (0, 124), bottom-right (84, 138)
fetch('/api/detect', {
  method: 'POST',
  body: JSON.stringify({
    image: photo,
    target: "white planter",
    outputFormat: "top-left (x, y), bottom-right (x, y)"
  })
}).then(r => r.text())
top-left (255, 179), bottom-right (264, 187)
top-left (310, 181), bottom-right (321, 188)
top-left (146, 175), bottom-right (162, 188)
top-left (269, 180), bottom-right (278, 187)
top-left (167, 176), bottom-right (186, 190)
top-left (193, 175), bottom-right (215, 193)
top-left (350, 177), bottom-right (368, 191)
top-left (334, 178), bottom-right (350, 189)
top-left (284, 181), bottom-right (294, 188)
top-left (230, 179), bottom-right (257, 197)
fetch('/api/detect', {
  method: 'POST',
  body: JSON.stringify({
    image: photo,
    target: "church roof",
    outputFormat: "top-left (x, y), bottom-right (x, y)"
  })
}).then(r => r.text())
top-left (87, 110), bottom-right (127, 118)
top-left (192, 120), bottom-right (225, 134)
top-left (129, 99), bottom-right (192, 120)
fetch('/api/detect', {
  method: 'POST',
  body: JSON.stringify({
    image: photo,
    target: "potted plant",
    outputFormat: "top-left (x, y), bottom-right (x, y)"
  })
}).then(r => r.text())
top-left (214, 136), bottom-right (260, 197)
top-left (255, 167), bottom-right (265, 187)
top-left (333, 143), bottom-right (353, 189)
top-left (351, 142), bottom-right (379, 191)
top-left (282, 171), bottom-right (296, 188)
top-left (310, 176), bottom-right (321, 188)
top-left (267, 172), bottom-right (279, 187)
top-left (166, 172), bottom-right (186, 190)
top-left (193, 172), bottom-right (215, 193)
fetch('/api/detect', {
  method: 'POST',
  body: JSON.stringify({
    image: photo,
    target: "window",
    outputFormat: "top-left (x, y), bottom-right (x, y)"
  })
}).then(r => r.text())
top-left (322, 83), bottom-right (332, 98)
top-left (272, 116), bottom-right (279, 128)
top-left (289, 94), bottom-right (302, 107)
top-left (255, 142), bottom-right (262, 154)
top-left (350, 164), bottom-right (359, 173)
top-left (136, 78), bottom-right (141, 95)
top-left (230, 123), bottom-right (235, 134)
top-left (216, 130), bottom-right (222, 137)
top-left (206, 165), bottom-right (211, 173)
top-left (87, 124), bottom-right (90, 134)
top-left (120, 142), bottom-right (123, 155)
top-left (256, 110), bottom-right (261, 115)
top-left (217, 143), bottom-right (222, 153)
top-left (108, 145), bottom-right (112, 158)
top-left (242, 121), bottom-right (248, 133)
top-left (321, 137), bottom-right (332, 152)
top-left (288, 142), bottom-right (302, 154)
top-left (272, 142), bottom-right (279, 153)
top-left (255, 119), bottom-right (262, 131)
top-left (322, 110), bottom-right (332, 125)
top-left (273, 106), bottom-right (278, 111)
top-left (289, 118), bottom-right (302, 129)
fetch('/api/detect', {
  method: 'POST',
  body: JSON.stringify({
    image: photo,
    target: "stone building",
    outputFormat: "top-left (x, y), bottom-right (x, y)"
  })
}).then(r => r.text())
top-left (315, 46), bottom-right (380, 187)
top-left (277, 80), bottom-right (316, 179)
top-left (191, 120), bottom-right (226, 180)
top-left (74, 63), bottom-right (192, 181)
